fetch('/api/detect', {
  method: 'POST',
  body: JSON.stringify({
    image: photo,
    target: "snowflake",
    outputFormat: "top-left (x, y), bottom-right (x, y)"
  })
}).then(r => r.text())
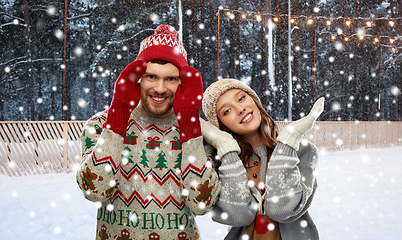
top-left (166, 182), bottom-right (175, 193)
top-left (158, 188), bottom-right (165, 197)
top-left (175, 189), bottom-right (182, 198)
top-left (132, 177), bottom-right (140, 188)
top-left (141, 186), bottom-right (148, 195)
top-left (124, 184), bottom-right (132, 192)
top-left (148, 182), bottom-right (156, 191)
top-left (234, 182), bottom-right (249, 200)
top-left (167, 151), bottom-right (175, 158)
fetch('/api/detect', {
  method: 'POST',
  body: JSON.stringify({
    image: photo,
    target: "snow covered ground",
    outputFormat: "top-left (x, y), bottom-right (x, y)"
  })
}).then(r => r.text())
top-left (1, 146), bottom-right (401, 240)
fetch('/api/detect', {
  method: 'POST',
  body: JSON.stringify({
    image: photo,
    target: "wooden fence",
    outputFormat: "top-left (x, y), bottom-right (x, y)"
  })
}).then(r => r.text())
top-left (0, 121), bottom-right (85, 177)
top-left (1, 121), bottom-right (401, 177)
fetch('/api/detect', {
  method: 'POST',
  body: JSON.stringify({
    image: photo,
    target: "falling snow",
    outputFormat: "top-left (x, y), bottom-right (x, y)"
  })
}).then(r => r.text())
top-left (0, 146), bottom-right (401, 239)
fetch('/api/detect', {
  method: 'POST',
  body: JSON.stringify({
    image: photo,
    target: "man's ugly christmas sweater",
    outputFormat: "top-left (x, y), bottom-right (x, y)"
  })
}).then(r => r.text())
top-left (76, 109), bottom-right (221, 240)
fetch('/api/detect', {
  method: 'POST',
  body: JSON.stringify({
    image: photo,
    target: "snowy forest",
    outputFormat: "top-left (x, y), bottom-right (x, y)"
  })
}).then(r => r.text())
top-left (1, 0), bottom-right (402, 122)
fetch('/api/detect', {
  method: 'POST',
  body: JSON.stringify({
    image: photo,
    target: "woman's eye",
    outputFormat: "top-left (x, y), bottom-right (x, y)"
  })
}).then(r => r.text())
top-left (239, 96), bottom-right (245, 102)
top-left (223, 109), bottom-right (230, 116)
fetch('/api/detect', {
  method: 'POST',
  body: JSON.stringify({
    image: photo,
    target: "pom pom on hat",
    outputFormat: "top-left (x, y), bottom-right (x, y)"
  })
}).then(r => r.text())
top-left (136, 24), bottom-right (188, 69)
top-left (202, 78), bottom-right (260, 128)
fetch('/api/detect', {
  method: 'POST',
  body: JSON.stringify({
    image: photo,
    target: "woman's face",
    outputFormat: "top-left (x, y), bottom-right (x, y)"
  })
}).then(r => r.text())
top-left (216, 89), bottom-right (261, 137)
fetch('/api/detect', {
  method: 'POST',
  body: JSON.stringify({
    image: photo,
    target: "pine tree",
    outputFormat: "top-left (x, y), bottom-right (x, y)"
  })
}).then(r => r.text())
top-left (139, 149), bottom-right (149, 168)
top-left (155, 151), bottom-right (168, 170)
top-left (122, 146), bottom-right (134, 164)
top-left (84, 137), bottom-right (95, 150)
top-left (174, 152), bottom-right (182, 169)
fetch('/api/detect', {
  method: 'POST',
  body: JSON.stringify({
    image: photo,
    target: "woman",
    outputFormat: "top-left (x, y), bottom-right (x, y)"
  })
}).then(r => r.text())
top-left (201, 78), bottom-right (324, 240)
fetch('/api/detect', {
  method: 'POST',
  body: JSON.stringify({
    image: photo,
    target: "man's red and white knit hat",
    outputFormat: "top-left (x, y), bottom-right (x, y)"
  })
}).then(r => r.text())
top-left (135, 24), bottom-right (187, 69)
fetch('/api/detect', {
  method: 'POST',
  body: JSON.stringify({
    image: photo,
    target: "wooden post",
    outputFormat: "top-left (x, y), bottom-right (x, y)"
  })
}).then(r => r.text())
top-left (217, 8), bottom-right (220, 79)
top-left (62, 122), bottom-right (69, 171)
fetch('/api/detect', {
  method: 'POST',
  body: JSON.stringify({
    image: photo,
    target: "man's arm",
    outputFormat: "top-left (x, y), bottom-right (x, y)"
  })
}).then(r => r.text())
top-left (173, 66), bottom-right (221, 215)
top-left (76, 60), bottom-right (146, 203)
top-left (75, 112), bottom-right (122, 202)
top-left (179, 137), bottom-right (221, 215)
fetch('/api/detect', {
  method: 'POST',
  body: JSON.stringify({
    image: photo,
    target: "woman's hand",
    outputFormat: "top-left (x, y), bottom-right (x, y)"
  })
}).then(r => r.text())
top-left (277, 97), bottom-right (324, 150)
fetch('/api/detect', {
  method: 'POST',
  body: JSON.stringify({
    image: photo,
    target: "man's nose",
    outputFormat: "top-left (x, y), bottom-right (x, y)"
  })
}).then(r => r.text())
top-left (154, 79), bottom-right (167, 93)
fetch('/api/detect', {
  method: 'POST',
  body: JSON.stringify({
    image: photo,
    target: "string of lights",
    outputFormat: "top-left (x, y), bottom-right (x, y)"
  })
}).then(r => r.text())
top-left (218, 6), bottom-right (402, 51)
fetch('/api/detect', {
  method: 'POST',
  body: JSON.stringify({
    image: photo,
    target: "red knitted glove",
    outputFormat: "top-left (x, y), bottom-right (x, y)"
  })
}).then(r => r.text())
top-left (173, 66), bottom-right (203, 144)
top-left (103, 60), bottom-right (147, 137)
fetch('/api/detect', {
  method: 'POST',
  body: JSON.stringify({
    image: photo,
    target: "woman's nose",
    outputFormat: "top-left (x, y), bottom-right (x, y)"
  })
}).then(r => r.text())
top-left (236, 105), bottom-right (245, 115)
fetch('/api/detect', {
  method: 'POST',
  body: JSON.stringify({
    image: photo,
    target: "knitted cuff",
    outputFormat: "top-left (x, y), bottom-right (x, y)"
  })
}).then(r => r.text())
top-left (177, 108), bottom-right (201, 144)
top-left (215, 140), bottom-right (241, 159)
top-left (102, 100), bottom-right (131, 138)
top-left (276, 127), bottom-right (303, 151)
top-left (271, 142), bottom-right (298, 158)
top-left (220, 151), bottom-right (243, 166)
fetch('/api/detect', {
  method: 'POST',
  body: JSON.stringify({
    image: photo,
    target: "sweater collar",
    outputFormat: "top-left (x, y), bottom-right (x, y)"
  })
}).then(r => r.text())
top-left (131, 109), bottom-right (178, 128)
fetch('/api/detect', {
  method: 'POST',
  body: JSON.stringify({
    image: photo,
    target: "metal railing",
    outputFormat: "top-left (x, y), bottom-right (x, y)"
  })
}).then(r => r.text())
top-left (1, 121), bottom-right (401, 177)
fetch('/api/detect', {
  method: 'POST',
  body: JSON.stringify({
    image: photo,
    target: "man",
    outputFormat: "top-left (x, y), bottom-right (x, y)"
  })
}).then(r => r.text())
top-left (76, 25), bottom-right (221, 240)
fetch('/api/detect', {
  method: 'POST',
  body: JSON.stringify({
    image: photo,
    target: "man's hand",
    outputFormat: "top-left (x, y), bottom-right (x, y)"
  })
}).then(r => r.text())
top-left (173, 66), bottom-right (203, 144)
top-left (103, 60), bottom-right (147, 137)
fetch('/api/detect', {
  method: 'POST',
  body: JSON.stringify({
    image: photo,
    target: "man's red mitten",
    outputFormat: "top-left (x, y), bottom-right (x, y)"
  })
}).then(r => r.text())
top-left (173, 66), bottom-right (203, 144)
top-left (103, 60), bottom-right (147, 137)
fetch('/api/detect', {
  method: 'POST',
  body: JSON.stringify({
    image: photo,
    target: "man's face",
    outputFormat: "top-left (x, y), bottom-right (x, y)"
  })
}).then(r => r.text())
top-left (136, 62), bottom-right (180, 118)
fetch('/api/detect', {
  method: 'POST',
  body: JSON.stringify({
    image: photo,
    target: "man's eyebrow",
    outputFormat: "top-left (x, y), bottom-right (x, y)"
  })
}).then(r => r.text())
top-left (142, 72), bottom-right (179, 79)
top-left (143, 71), bottom-right (154, 75)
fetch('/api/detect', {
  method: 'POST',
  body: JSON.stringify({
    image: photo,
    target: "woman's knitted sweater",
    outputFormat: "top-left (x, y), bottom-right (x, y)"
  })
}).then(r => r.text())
top-left (211, 142), bottom-right (319, 240)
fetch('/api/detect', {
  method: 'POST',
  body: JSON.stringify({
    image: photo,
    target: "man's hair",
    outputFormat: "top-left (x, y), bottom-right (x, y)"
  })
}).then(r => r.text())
top-left (150, 59), bottom-right (169, 65)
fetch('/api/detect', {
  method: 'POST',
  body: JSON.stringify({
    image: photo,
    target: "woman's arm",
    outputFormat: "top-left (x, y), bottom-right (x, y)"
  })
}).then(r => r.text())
top-left (200, 119), bottom-right (256, 226)
top-left (264, 142), bottom-right (318, 223)
top-left (211, 152), bottom-right (257, 226)
top-left (263, 97), bottom-right (324, 223)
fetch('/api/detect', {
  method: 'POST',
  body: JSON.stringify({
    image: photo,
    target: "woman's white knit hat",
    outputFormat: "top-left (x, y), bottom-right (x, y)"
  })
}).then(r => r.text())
top-left (202, 78), bottom-right (260, 128)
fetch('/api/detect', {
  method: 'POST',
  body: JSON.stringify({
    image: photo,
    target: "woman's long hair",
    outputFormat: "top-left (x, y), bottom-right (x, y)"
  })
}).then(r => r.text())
top-left (218, 94), bottom-right (279, 163)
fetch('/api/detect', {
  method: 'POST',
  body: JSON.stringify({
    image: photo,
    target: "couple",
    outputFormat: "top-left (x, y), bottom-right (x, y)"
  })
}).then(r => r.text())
top-left (76, 24), bottom-right (324, 240)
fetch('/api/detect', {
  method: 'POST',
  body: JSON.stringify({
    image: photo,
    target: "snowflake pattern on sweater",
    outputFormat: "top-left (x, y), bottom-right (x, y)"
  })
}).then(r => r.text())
top-left (76, 109), bottom-right (220, 240)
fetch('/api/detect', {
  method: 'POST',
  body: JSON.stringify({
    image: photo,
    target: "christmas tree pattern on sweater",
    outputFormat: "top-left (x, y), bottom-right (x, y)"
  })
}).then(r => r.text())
top-left (76, 109), bottom-right (220, 240)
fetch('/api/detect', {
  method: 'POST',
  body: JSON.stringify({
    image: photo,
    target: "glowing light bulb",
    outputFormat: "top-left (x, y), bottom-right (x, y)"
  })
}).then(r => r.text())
top-left (241, 13), bottom-right (246, 19)
top-left (273, 17), bottom-right (279, 22)
top-left (390, 38), bottom-right (394, 44)
top-left (366, 21), bottom-right (372, 27)
top-left (389, 21), bottom-right (395, 27)
top-left (331, 35), bottom-right (336, 40)
top-left (307, 19), bottom-right (313, 25)
top-left (290, 18), bottom-right (295, 24)
top-left (326, 20), bottom-right (331, 26)
top-left (344, 37), bottom-right (349, 42)
top-left (346, 20), bottom-right (351, 26)
top-left (374, 38), bottom-right (379, 43)
top-left (256, 15), bottom-right (262, 22)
